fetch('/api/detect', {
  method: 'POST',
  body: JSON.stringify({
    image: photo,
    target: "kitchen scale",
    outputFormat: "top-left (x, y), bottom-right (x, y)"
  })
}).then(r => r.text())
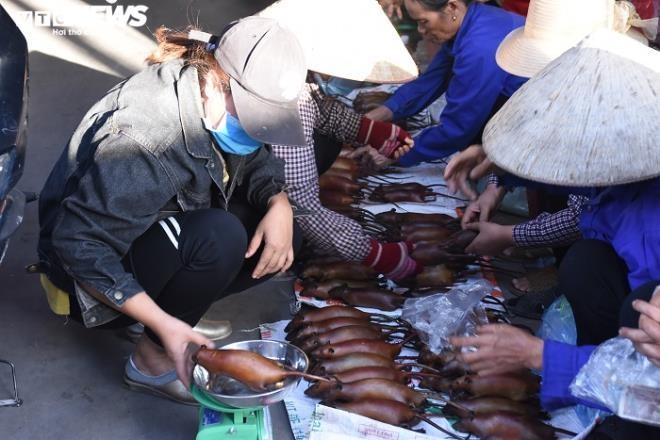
top-left (192, 339), bottom-right (308, 440)
top-left (192, 384), bottom-right (269, 440)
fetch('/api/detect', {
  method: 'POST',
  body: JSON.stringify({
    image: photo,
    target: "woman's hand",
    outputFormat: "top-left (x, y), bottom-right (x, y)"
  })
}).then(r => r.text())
top-left (461, 183), bottom-right (506, 228)
top-left (154, 316), bottom-right (215, 388)
top-left (451, 324), bottom-right (544, 376)
top-left (620, 290), bottom-right (660, 367)
top-left (117, 292), bottom-right (214, 387)
top-left (379, 0), bottom-right (404, 19)
top-left (246, 192), bottom-right (294, 279)
top-left (347, 146), bottom-right (395, 171)
top-left (444, 145), bottom-right (493, 200)
top-left (464, 222), bottom-right (514, 256)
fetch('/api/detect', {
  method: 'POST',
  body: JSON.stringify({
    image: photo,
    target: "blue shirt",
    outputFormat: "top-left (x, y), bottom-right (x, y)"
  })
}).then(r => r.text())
top-left (541, 340), bottom-right (610, 412)
top-left (384, 3), bottom-right (527, 165)
top-left (580, 178), bottom-right (660, 290)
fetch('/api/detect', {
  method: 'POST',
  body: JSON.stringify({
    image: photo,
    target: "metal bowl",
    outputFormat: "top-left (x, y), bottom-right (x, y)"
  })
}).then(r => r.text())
top-left (193, 339), bottom-right (309, 408)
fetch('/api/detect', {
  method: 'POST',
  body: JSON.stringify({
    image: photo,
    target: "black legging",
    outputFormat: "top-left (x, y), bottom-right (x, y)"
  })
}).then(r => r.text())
top-left (68, 206), bottom-right (302, 344)
top-left (558, 239), bottom-right (632, 345)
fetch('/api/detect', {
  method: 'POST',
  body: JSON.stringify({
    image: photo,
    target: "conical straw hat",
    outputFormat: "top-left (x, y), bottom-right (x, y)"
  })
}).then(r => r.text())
top-left (496, 0), bottom-right (613, 78)
top-left (258, 0), bottom-right (418, 83)
top-left (483, 29), bottom-right (660, 187)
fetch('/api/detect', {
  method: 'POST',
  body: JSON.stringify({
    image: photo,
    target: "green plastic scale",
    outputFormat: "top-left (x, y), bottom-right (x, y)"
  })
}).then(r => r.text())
top-left (192, 384), bottom-right (269, 440)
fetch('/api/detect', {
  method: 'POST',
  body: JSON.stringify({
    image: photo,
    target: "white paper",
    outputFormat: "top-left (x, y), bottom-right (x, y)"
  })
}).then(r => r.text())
top-left (360, 162), bottom-right (468, 216)
top-left (309, 404), bottom-right (450, 440)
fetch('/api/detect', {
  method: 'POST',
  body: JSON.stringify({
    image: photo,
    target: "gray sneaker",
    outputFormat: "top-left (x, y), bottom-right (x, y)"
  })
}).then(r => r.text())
top-left (123, 356), bottom-right (197, 406)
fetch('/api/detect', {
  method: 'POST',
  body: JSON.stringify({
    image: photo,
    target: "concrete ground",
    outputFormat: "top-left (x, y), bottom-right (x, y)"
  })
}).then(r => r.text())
top-left (0, 1), bottom-right (300, 439)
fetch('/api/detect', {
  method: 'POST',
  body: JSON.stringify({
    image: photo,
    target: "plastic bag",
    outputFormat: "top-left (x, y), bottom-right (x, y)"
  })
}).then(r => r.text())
top-left (537, 295), bottom-right (576, 344)
top-left (570, 336), bottom-right (660, 427)
top-left (401, 280), bottom-right (491, 353)
top-left (538, 296), bottom-right (607, 427)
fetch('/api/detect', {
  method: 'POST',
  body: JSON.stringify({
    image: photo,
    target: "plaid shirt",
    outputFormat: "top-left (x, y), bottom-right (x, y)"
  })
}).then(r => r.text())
top-left (512, 195), bottom-right (587, 247)
top-left (271, 84), bottom-right (370, 260)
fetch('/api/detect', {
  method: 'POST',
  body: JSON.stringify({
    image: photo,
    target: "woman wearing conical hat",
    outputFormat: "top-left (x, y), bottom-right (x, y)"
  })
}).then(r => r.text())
top-left (452, 30), bottom-right (660, 438)
top-left (363, 0), bottom-right (528, 167)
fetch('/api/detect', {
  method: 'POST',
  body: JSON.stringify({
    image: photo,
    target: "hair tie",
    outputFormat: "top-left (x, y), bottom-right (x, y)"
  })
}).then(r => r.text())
top-left (188, 30), bottom-right (220, 52)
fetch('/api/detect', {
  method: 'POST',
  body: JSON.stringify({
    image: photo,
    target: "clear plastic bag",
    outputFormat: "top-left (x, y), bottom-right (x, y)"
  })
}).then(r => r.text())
top-left (570, 336), bottom-right (660, 427)
top-left (401, 280), bottom-right (491, 353)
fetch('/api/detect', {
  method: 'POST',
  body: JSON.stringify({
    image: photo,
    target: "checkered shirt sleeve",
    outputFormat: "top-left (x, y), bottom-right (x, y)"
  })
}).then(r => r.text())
top-left (486, 172), bottom-right (500, 187)
top-left (309, 85), bottom-right (362, 144)
top-left (271, 84), bottom-right (371, 261)
top-left (512, 195), bottom-right (588, 247)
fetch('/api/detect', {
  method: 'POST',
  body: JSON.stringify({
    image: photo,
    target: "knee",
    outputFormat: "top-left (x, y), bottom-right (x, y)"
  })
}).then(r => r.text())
top-left (560, 240), bottom-right (615, 282)
top-left (179, 209), bottom-right (247, 271)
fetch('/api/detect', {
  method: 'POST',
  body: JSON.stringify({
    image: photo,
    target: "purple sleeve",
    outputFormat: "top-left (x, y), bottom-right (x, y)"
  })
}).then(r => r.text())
top-left (541, 340), bottom-right (610, 412)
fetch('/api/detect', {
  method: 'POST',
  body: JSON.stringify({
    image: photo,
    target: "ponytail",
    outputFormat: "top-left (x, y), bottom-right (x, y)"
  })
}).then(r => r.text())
top-left (146, 26), bottom-right (228, 89)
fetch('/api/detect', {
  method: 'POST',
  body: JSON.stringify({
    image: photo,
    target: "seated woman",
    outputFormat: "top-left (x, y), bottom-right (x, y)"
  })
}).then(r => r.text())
top-left (37, 17), bottom-right (306, 404)
top-left (366, 0), bottom-right (527, 165)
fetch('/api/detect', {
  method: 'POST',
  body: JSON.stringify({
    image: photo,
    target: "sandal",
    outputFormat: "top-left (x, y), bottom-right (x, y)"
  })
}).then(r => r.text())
top-left (123, 356), bottom-right (197, 406)
top-left (505, 289), bottom-right (560, 321)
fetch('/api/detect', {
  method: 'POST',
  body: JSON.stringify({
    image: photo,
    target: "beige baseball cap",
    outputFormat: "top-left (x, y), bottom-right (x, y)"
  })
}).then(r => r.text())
top-left (215, 16), bottom-right (307, 146)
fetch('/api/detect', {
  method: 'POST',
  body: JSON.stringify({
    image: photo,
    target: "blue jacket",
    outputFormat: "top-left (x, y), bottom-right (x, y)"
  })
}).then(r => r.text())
top-left (541, 341), bottom-right (610, 412)
top-left (384, 3), bottom-right (526, 165)
top-left (580, 178), bottom-right (660, 291)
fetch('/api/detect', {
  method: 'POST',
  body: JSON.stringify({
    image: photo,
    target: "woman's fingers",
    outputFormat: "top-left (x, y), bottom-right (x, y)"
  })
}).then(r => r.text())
top-left (246, 228), bottom-right (264, 259)
top-left (252, 246), bottom-right (275, 279)
top-left (620, 326), bottom-right (654, 344)
top-left (281, 248), bottom-right (295, 273)
top-left (470, 157), bottom-right (493, 180)
top-left (633, 299), bottom-right (660, 323)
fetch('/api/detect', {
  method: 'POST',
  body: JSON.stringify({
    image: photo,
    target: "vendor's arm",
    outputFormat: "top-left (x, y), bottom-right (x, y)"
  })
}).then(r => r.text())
top-left (398, 44), bottom-right (513, 166)
top-left (312, 85), bottom-right (413, 159)
top-left (376, 45), bottom-right (454, 122)
top-left (512, 195), bottom-right (587, 248)
top-left (271, 93), bottom-right (372, 262)
top-left (541, 341), bottom-right (609, 412)
top-left (451, 325), bottom-right (609, 412)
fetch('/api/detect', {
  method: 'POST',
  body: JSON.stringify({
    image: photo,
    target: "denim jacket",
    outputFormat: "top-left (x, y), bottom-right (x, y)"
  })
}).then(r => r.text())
top-left (38, 60), bottom-right (285, 327)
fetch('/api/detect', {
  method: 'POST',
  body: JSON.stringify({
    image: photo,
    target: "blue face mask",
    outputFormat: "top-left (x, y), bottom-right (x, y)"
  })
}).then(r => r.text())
top-left (204, 112), bottom-right (262, 155)
top-left (313, 73), bottom-right (362, 97)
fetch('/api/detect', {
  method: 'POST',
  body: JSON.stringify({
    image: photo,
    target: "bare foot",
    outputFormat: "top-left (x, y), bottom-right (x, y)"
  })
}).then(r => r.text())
top-left (132, 333), bottom-right (175, 376)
